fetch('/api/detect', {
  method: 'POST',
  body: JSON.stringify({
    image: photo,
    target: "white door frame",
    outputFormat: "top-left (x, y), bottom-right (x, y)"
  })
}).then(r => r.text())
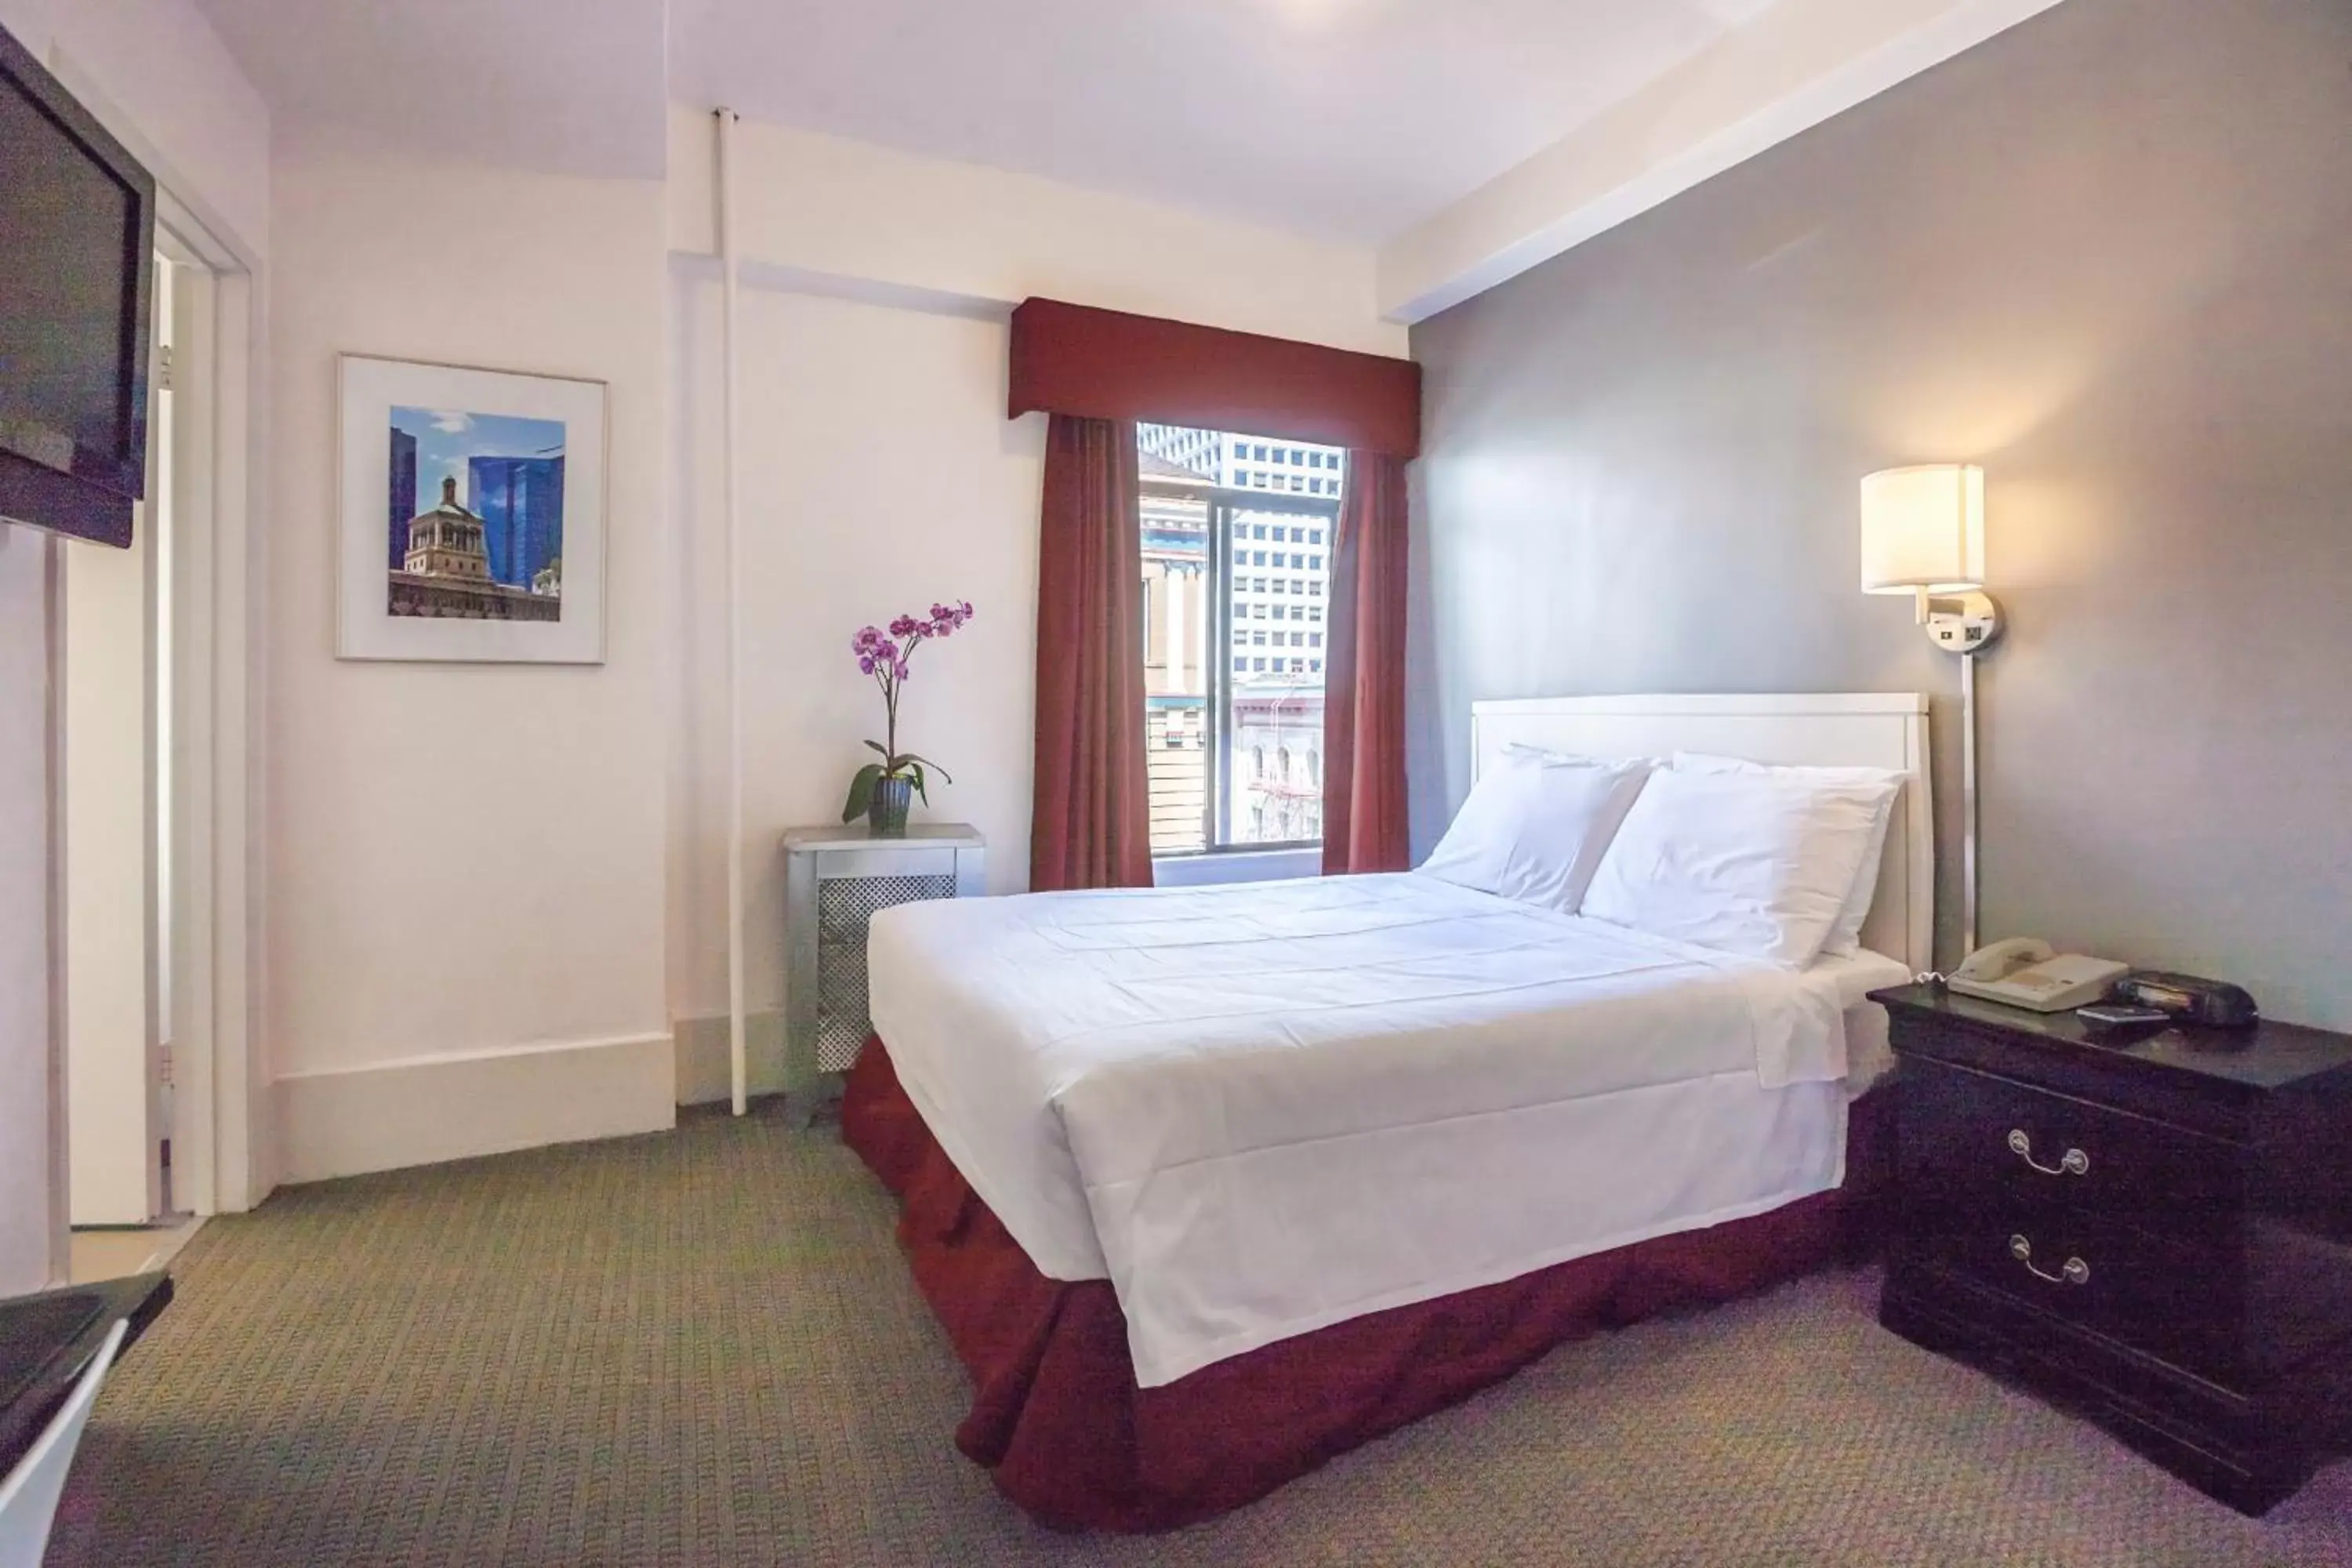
top-left (46, 42), bottom-right (270, 1218)
top-left (152, 203), bottom-right (263, 1216)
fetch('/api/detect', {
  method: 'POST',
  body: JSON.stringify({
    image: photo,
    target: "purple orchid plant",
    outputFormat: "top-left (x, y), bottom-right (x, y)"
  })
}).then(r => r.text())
top-left (842, 600), bottom-right (975, 823)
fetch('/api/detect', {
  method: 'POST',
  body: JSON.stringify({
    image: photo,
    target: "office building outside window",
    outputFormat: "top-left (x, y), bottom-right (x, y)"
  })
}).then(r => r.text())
top-left (1135, 423), bottom-right (1345, 857)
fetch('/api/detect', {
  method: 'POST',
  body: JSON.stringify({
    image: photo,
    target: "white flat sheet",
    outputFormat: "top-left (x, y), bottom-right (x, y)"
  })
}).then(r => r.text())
top-left (868, 872), bottom-right (1911, 1387)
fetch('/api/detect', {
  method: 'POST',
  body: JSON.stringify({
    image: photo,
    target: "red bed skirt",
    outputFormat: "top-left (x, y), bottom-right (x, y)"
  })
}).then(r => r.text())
top-left (843, 1035), bottom-right (1893, 1533)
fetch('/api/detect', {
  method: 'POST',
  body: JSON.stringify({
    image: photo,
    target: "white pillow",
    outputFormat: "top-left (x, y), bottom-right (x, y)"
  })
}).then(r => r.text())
top-left (1671, 753), bottom-right (1904, 957)
top-left (1502, 740), bottom-right (1657, 770)
top-left (1581, 767), bottom-right (1885, 967)
top-left (1421, 751), bottom-right (1653, 913)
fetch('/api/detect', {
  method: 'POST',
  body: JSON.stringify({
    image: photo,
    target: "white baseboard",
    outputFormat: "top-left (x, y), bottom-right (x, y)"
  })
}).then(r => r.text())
top-left (275, 1031), bottom-right (676, 1185)
top-left (672, 1010), bottom-right (789, 1107)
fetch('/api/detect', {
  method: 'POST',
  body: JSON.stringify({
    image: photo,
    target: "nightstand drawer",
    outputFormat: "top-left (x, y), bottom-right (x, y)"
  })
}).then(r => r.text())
top-left (1907, 1201), bottom-right (2244, 1383)
top-left (1900, 1056), bottom-right (2245, 1240)
top-left (1875, 983), bottom-right (2352, 1515)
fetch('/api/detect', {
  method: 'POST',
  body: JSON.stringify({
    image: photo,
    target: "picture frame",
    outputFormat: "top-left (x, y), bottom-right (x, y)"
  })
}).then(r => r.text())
top-left (336, 354), bottom-right (608, 663)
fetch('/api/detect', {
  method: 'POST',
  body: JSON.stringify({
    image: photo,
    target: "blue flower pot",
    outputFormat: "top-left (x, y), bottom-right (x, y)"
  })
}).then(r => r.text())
top-left (867, 775), bottom-right (913, 837)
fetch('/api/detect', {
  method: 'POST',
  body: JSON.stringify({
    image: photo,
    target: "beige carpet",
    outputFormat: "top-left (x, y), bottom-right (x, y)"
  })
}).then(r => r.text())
top-left (46, 1105), bottom-right (2352, 1567)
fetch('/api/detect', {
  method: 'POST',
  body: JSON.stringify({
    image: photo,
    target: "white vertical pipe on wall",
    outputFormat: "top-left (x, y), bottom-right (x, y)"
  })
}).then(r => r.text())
top-left (717, 108), bottom-right (748, 1117)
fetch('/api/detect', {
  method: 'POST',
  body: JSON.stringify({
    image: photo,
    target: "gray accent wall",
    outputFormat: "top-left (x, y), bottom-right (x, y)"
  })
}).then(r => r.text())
top-left (1410, 0), bottom-right (2352, 1026)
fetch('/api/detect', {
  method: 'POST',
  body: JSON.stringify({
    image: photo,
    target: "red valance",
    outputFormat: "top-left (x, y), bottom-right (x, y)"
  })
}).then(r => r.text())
top-left (1007, 299), bottom-right (1421, 460)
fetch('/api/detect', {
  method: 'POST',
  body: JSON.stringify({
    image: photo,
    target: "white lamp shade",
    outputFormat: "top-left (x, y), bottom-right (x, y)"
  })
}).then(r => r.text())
top-left (1860, 464), bottom-right (1985, 594)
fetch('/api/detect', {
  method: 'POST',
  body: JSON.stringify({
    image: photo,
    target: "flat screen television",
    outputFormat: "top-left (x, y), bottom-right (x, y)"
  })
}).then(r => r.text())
top-left (0, 23), bottom-right (155, 549)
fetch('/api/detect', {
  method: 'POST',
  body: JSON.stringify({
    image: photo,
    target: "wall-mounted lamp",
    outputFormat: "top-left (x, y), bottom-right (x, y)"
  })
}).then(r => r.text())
top-left (1861, 463), bottom-right (2002, 955)
top-left (1860, 464), bottom-right (2002, 653)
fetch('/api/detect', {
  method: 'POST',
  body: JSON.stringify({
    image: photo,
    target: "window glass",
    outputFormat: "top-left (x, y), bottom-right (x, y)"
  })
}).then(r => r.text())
top-left (1135, 423), bottom-right (1342, 854)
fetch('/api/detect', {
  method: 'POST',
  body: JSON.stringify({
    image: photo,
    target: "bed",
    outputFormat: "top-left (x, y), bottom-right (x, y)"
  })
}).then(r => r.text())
top-left (842, 693), bottom-right (1934, 1530)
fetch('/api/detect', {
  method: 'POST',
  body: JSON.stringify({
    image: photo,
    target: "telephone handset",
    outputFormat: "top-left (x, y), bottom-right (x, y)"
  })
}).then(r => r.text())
top-left (1947, 938), bottom-right (2131, 1014)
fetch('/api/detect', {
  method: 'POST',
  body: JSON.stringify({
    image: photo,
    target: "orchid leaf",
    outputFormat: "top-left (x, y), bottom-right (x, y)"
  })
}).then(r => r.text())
top-left (864, 739), bottom-right (890, 758)
top-left (894, 753), bottom-right (953, 785)
top-left (841, 762), bottom-right (885, 823)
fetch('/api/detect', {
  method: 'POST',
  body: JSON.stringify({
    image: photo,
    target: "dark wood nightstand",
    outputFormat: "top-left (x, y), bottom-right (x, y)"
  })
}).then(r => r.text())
top-left (1871, 983), bottom-right (2352, 1515)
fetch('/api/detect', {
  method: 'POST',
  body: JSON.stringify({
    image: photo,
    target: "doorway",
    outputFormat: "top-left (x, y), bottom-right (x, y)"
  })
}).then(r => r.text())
top-left (63, 233), bottom-right (234, 1268)
top-left (64, 248), bottom-right (177, 1236)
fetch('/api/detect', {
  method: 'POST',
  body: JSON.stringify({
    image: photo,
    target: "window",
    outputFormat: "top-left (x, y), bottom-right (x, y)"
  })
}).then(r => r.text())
top-left (1135, 422), bottom-right (1344, 855)
top-left (1308, 606), bottom-right (1322, 622)
top-left (1309, 633), bottom-right (1323, 648)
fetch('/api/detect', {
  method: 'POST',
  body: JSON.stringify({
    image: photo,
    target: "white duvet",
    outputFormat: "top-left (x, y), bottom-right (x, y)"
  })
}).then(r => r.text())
top-left (867, 872), bottom-right (1907, 1388)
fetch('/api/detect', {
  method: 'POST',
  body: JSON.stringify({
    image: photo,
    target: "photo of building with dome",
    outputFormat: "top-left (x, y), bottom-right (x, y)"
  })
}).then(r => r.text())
top-left (385, 405), bottom-right (566, 621)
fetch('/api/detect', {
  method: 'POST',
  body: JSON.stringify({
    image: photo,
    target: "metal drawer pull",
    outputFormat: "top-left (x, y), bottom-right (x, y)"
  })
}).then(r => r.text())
top-left (2006, 1129), bottom-right (2089, 1176)
top-left (2009, 1234), bottom-right (2090, 1287)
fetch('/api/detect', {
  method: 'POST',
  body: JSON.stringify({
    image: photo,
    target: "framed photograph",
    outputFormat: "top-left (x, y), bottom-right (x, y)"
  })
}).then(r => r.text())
top-left (337, 354), bottom-right (607, 663)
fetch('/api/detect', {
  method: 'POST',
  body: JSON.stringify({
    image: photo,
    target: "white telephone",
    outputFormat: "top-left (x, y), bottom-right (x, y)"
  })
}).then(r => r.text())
top-left (1947, 938), bottom-right (2131, 1014)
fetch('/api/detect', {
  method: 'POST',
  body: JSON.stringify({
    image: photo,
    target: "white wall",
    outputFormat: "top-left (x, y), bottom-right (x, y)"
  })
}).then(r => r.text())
top-left (0, 0), bottom-right (267, 1283)
top-left (266, 143), bottom-right (674, 1179)
top-left (0, 532), bottom-right (60, 1294)
top-left (38, 0), bottom-right (272, 263)
top-left (668, 110), bottom-right (1406, 358)
top-left (664, 108), bottom-right (1404, 1098)
top-left (667, 284), bottom-right (1047, 1096)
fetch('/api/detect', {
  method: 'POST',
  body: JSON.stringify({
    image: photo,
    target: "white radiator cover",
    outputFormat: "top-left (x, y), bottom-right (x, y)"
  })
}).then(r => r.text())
top-left (781, 824), bottom-right (985, 1120)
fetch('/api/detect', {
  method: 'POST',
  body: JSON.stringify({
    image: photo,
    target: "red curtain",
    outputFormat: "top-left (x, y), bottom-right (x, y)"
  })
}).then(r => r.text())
top-left (1322, 451), bottom-right (1412, 876)
top-left (1030, 415), bottom-right (1154, 892)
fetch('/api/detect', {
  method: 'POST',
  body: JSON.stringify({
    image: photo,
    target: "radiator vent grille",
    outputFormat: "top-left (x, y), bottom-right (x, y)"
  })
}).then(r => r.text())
top-left (815, 873), bottom-right (956, 1071)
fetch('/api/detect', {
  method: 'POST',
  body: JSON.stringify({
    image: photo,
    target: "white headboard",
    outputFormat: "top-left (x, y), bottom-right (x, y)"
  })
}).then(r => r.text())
top-left (1469, 693), bottom-right (1934, 976)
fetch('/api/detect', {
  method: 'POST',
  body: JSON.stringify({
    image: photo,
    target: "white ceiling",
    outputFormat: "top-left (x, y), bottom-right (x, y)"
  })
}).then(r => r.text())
top-left (194, 0), bottom-right (1789, 241)
top-left (670, 0), bottom-right (1787, 243)
top-left (194, 0), bottom-right (672, 180)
